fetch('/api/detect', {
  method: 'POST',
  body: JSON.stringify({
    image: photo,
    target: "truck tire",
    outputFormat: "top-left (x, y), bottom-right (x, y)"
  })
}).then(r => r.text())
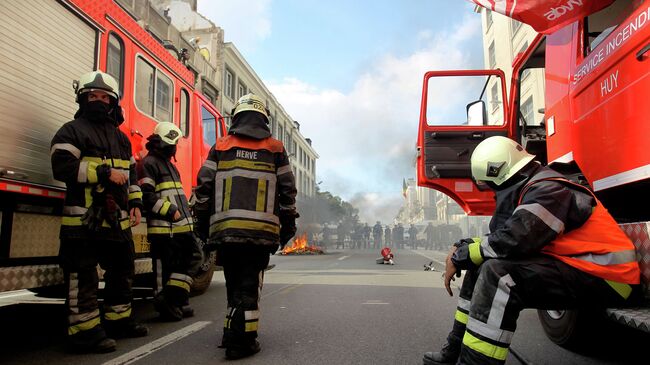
top-left (190, 251), bottom-right (216, 296)
top-left (537, 309), bottom-right (603, 349)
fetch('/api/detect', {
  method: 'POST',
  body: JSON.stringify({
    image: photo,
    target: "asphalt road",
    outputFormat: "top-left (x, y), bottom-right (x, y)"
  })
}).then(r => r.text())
top-left (1, 248), bottom-right (648, 364)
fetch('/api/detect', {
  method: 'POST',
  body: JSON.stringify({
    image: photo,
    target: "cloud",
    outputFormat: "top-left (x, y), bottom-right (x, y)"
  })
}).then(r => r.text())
top-left (270, 15), bottom-right (481, 224)
top-left (197, 0), bottom-right (271, 53)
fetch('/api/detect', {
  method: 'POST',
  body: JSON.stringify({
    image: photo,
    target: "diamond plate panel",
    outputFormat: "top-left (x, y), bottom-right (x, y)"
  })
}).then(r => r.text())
top-left (606, 307), bottom-right (650, 333)
top-left (0, 265), bottom-right (63, 291)
top-left (620, 222), bottom-right (650, 298)
top-left (10, 213), bottom-right (60, 258)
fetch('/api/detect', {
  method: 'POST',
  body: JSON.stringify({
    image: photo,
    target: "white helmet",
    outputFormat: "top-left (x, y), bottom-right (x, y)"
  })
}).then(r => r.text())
top-left (470, 136), bottom-right (535, 186)
top-left (75, 71), bottom-right (119, 101)
top-left (153, 122), bottom-right (182, 145)
top-left (232, 93), bottom-right (269, 119)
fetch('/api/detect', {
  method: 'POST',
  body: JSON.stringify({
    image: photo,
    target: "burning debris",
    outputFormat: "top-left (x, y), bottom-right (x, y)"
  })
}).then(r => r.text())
top-left (281, 234), bottom-right (324, 255)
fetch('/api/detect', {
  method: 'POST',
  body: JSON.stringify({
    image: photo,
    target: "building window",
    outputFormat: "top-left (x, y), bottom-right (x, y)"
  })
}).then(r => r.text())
top-left (490, 83), bottom-right (499, 113)
top-left (278, 124), bottom-right (284, 144)
top-left (201, 105), bottom-right (217, 146)
top-left (106, 33), bottom-right (124, 97)
top-left (179, 89), bottom-right (189, 137)
top-left (155, 73), bottom-right (173, 122)
top-left (224, 68), bottom-right (234, 99)
top-left (521, 96), bottom-right (534, 126)
top-left (135, 56), bottom-right (173, 123)
top-left (488, 41), bottom-right (496, 69)
top-left (486, 10), bottom-right (493, 30)
top-left (238, 82), bottom-right (247, 98)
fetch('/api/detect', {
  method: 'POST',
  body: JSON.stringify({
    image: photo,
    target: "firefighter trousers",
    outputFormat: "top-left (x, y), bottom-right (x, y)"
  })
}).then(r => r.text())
top-left (218, 244), bottom-right (271, 349)
top-left (59, 238), bottom-right (135, 346)
top-left (451, 256), bottom-right (637, 365)
top-left (150, 234), bottom-right (196, 307)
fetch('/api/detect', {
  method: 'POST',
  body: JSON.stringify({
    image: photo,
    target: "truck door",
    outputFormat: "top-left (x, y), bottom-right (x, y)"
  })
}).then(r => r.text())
top-left (417, 70), bottom-right (510, 215)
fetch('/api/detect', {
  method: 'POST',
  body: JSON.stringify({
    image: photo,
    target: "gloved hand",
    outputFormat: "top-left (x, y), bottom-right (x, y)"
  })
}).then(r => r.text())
top-left (194, 210), bottom-right (210, 243)
top-left (279, 210), bottom-right (299, 249)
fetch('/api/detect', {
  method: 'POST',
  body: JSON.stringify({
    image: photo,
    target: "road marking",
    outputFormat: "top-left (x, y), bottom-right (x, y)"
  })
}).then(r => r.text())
top-left (362, 300), bottom-right (390, 305)
top-left (410, 249), bottom-right (445, 267)
top-left (102, 321), bottom-right (211, 365)
top-left (338, 255), bottom-right (349, 261)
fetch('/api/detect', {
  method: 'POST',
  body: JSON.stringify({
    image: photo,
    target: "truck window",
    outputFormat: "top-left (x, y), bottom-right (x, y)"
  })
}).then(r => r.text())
top-left (425, 74), bottom-right (505, 126)
top-left (106, 33), bottom-right (124, 97)
top-left (135, 56), bottom-right (173, 123)
top-left (585, 0), bottom-right (639, 54)
top-left (180, 88), bottom-right (189, 137)
top-left (201, 106), bottom-right (217, 146)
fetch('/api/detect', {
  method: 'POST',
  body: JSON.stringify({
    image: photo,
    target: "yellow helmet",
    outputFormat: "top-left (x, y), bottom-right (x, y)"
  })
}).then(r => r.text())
top-left (232, 93), bottom-right (269, 119)
top-left (74, 71), bottom-right (119, 101)
top-left (470, 136), bottom-right (535, 186)
top-left (153, 122), bottom-right (182, 145)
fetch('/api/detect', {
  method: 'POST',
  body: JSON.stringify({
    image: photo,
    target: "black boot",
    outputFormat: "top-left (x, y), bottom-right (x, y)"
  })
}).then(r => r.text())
top-left (154, 294), bottom-right (183, 322)
top-left (66, 326), bottom-right (117, 354)
top-left (423, 320), bottom-right (464, 365)
top-left (181, 305), bottom-right (195, 318)
top-left (225, 340), bottom-right (261, 360)
top-left (104, 318), bottom-right (149, 338)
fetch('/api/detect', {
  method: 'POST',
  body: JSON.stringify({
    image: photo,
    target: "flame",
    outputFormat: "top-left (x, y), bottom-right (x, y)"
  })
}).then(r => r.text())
top-left (281, 234), bottom-right (323, 255)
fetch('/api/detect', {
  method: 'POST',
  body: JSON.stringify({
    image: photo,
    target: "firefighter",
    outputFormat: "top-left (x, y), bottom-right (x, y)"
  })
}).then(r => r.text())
top-left (409, 224), bottom-right (419, 249)
top-left (423, 136), bottom-right (640, 365)
top-left (424, 222), bottom-right (435, 250)
top-left (137, 122), bottom-right (200, 321)
top-left (194, 93), bottom-right (298, 360)
top-left (372, 221), bottom-right (383, 249)
top-left (384, 225), bottom-right (392, 248)
top-left (50, 71), bottom-right (148, 353)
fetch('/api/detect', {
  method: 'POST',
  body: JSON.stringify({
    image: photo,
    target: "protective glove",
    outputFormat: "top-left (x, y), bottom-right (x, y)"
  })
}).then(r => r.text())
top-left (451, 237), bottom-right (484, 270)
top-left (279, 210), bottom-right (299, 249)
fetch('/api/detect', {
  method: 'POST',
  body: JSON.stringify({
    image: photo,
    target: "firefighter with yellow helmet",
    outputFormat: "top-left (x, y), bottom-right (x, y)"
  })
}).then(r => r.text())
top-left (195, 93), bottom-right (298, 360)
top-left (137, 122), bottom-right (200, 321)
top-left (423, 136), bottom-right (640, 365)
top-left (51, 71), bottom-right (148, 353)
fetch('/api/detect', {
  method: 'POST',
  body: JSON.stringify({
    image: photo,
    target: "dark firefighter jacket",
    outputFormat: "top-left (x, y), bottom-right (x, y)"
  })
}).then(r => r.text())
top-left (194, 112), bottom-right (297, 246)
top-left (452, 163), bottom-right (640, 286)
top-left (137, 141), bottom-right (193, 237)
top-left (50, 113), bottom-right (142, 241)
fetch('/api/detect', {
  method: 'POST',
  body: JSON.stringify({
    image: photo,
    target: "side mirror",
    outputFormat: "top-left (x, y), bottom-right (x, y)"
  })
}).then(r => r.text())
top-left (466, 100), bottom-right (487, 126)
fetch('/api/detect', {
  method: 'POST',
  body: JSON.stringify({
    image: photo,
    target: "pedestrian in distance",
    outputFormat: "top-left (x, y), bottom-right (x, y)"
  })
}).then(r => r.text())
top-left (384, 225), bottom-right (392, 248)
top-left (424, 136), bottom-right (640, 365)
top-left (373, 221), bottom-right (383, 249)
top-left (424, 222), bottom-right (435, 250)
top-left (50, 71), bottom-right (149, 353)
top-left (137, 122), bottom-right (202, 322)
top-left (194, 93), bottom-right (298, 360)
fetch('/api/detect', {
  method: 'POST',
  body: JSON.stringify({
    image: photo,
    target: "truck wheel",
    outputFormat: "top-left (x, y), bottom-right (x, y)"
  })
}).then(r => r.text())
top-left (537, 309), bottom-right (603, 349)
top-left (190, 251), bottom-right (216, 296)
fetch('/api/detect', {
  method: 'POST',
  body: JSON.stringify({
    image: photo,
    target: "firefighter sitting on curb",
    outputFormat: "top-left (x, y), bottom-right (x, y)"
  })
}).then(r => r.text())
top-left (194, 93), bottom-right (298, 360)
top-left (423, 136), bottom-right (640, 365)
top-left (50, 71), bottom-right (148, 353)
top-left (137, 122), bottom-right (201, 321)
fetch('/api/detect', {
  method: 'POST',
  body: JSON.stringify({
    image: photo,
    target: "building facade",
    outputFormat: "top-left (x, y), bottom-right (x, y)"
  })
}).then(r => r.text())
top-left (476, 7), bottom-right (546, 128)
top-left (141, 0), bottom-right (319, 201)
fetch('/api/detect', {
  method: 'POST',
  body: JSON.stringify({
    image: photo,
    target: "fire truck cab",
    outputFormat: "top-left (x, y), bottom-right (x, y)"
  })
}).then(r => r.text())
top-left (0, 0), bottom-right (225, 296)
top-left (417, 0), bottom-right (650, 347)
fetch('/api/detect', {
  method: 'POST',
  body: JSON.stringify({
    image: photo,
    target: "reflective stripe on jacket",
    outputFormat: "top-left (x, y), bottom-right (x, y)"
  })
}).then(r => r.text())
top-left (195, 134), bottom-right (296, 245)
top-left (518, 176), bottom-right (640, 284)
top-left (137, 154), bottom-right (193, 236)
top-left (51, 117), bottom-right (142, 240)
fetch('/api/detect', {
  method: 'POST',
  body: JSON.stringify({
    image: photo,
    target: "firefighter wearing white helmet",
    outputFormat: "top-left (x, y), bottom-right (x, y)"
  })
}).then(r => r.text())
top-left (137, 122), bottom-right (201, 322)
top-left (51, 71), bottom-right (148, 353)
top-left (195, 93), bottom-right (297, 359)
top-left (470, 135), bottom-right (535, 187)
top-left (423, 136), bottom-right (640, 365)
top-left (75, 71), bottom-right (120, 101)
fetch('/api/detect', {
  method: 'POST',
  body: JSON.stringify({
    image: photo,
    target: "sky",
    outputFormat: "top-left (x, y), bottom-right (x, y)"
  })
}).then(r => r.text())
top-left (196, 0), bottom-right (485, 224)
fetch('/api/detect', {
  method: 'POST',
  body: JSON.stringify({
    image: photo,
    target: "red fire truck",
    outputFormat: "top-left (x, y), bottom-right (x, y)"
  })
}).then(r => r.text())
top-left (0, 0), bottom-right (225, 296)
top-left (417, 0), bottom-right (650, 347)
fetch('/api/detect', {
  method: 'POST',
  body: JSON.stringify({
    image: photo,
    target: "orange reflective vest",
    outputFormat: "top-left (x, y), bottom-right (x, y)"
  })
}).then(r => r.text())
top-left (519, 177), bottom-right (640, 284)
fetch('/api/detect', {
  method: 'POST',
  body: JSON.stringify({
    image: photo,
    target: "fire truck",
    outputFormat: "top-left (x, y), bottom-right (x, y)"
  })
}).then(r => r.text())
top-left (417, 0), bottom-right (650, 347)
top-left (0, 0), bottom-right (225, 296)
